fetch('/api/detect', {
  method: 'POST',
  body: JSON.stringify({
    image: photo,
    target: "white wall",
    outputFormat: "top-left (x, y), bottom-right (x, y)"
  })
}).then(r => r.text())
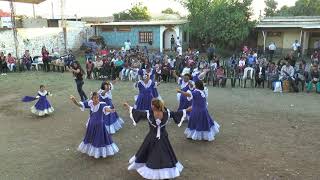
top-left (0, 26), bottom-right (94, 57)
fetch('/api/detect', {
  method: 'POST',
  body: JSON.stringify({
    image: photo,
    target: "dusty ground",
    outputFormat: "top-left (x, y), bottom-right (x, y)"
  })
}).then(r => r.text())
top-left (0, 71), bottom-right (319, 180)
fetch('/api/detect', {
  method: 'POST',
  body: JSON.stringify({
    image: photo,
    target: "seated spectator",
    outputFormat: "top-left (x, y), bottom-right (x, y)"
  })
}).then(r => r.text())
top-left (306, 65), bottom-right (320, 93)
top-left (0, 52), bottom-right (7, 75)
top-left (93, 58), bottom-right (103, 79)
top-left (267, 62), bottom-right (279, 89)
top-left (279, 61), bottom-right (298, 92)
top-left (295, 61), bottom-right (307, 91)
top-left (22, 50), bottom-right (32, 71)
top-left (86, 59), bottom-right (94, 79)
top-left (6, 53), bottom-right (16, 72)
top-left (114, 56), bottom-right (124, 79)
top-left (198, 56), bottom-right (208, 70)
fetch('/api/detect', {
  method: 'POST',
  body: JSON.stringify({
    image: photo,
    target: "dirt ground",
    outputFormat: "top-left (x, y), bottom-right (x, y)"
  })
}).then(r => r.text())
top-left (0, 71), bottom-right (319, 180)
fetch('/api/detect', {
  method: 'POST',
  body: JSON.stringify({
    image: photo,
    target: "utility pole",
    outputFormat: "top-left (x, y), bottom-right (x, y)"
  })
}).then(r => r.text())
top-left (51, 1), bottom-right (54, 19)
top-left (32, 4), bottom-right (36, 18)
top-left (60, 0), bottom-right (67, 53)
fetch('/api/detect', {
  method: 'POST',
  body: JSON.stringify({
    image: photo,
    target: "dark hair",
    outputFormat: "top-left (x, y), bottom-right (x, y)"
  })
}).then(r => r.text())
top-left (100, 81), bottom-right (111, 90)
top-left (195, 80), bottom-right (204, 90)
top-left (184, 73), bottom-right (192, 80)
top-left (91, 92), bottom-right (98, 99)
top-left (40, 85), bottom-right (45, 89)
top-left (73, 61), bottom-right (85, 74)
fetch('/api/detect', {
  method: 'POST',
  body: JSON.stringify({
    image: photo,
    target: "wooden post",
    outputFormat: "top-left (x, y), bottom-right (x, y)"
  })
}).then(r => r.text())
top-left (262, 30), bottom-right (266, 53)
top-left (10, 0), bottom-right (19, 59)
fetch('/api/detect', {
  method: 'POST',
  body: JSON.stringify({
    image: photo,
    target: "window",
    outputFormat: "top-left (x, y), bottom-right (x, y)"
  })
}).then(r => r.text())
top-left (101, 26), bottom-right (114, 32)
top-left (139, 32), bottom-right (153, 43)
top-left (118, 26), bottom-right (131, 32)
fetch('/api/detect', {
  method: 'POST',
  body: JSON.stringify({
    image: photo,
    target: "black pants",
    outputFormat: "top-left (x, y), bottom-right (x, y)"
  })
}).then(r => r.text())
top-left (75, 79), bottom-right (88, 101)
top-left (1, 63), bottom-right (7, 73)
top-left (43, 60), bottom-right (50, 72)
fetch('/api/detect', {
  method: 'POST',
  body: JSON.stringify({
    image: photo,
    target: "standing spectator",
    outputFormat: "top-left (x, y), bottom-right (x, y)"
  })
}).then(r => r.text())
top-left (0, 52), bottom-right (7, 75)
top-left (6, 53), bottom-right (16, 72)
top-left (93, 58), bottom-right (103, 79)
top-left (268, 42), bottom-right (276, 62)
top-left (170, 35), bottom-right (175, 51)
top-left (86, 59), bottom-right (94, 79)
top-left (175, 55), bottom-right (183, 75)
top-left (124, 40), bottom-right (131, 51)
top-left (313, 40), bottom-right (320, 51)
top-left (311, 50), bottom-right (319, 66)
top-left (22, 50), bottom-right (32, 71)
top-left (114, 56), bottom-right (124, 79)
top-left (162, 58), bottom-right (171, 82)
top-left (42, 46), bottom-right (50, 72)
top-left (292, 40), bottom-right (301, 58)
top-left (176, 37), bottom-right (181, 48)
top-left (207, 43), bottom-right (215, 62)
top-left (247, 52), bottom-right (256, 67)
top-left (177, 45), bottom-right (182, 56)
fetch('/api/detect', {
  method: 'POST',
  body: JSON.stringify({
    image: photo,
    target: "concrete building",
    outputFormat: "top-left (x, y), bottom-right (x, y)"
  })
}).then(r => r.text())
top-left (91, 20), bottom-right (189, 52)
top-left (256, 16), bottom-right (320, 55)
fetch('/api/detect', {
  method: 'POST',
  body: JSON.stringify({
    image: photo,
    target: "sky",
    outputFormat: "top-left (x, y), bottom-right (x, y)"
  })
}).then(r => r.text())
top-left (0, 0), bottom-right (297, 19)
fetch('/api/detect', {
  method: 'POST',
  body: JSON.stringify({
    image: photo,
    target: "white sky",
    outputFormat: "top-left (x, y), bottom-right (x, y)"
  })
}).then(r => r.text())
top-left (0, 0), bottom-right (297, 19)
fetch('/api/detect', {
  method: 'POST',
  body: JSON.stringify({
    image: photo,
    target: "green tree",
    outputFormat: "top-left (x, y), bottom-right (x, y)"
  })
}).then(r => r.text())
top-left (180, 0), bottom-right (255, 48)
top-left (276, 0), bottom-right (320, 16)
top-left (113, 3), bottom-right (151, 21)
top-left (264, 0), bottom-right (278, 16)
top-left (161, 8), bottom-right (181, 16)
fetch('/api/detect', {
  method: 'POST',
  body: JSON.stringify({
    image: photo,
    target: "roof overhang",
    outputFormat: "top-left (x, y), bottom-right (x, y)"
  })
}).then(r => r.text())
top-left (91, 20), bottom-right (188, 26)
top-left (0, 0), bottom-right (46, 4)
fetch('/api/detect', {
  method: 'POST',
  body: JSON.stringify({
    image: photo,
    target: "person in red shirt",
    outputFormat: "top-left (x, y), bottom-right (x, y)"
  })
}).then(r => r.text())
top-left (6, 53), bottom-right (16, 72)
top-left (42, 46), bottom-right (50, 72)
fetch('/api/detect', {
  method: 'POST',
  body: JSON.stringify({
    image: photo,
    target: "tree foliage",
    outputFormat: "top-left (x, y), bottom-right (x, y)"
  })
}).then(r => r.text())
top-left (276, 0), bottom-right (320, 16)
top-left (181, 0), bottom-right (255, 48)
top-left (264, 0), bottom-right (278, 17)
top-left (161, 8), bottom-right (181, 16)
top-left (113, 3), bottom-right (151, 21)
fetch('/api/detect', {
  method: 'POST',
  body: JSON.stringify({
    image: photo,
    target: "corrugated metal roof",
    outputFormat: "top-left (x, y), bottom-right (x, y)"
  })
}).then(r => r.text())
top-left (91, 20), bottom-right (188, 26)
top-left (0, 0), bottom-right (46, 4)
top-left (256, 16), bottom-right (320, 29)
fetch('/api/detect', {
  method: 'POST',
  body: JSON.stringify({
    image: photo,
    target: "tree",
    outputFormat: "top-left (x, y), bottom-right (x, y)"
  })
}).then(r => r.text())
top-left (113, 3), bottom-right (151, 21)
top-left (276, 0), bottom-right (320, 16)
top-left (264, 0), bottom-right (278, 16)
top-left (161, 8), bottom-right (181, 16)
top-left (180, 0), bottom-right (255, 48)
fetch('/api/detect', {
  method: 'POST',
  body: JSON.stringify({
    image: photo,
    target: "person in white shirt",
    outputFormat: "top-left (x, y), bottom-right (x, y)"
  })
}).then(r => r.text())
top-left (292, 40), bottom-right (301, 57)
top-left (124, 40), bottom-right (131, 51)
top-left (279, 61), bottom-right (299, 92)
top-left (177, 45), bottom-right (182, 56)
top-left (176, 37), bottom-right (181, 47)
top-left (268, 42), bottom-right (276, 61)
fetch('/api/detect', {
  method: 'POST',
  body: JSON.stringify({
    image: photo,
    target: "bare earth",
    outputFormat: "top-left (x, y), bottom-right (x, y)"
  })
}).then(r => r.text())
top-left (0, 72), bottom-right (319, 180)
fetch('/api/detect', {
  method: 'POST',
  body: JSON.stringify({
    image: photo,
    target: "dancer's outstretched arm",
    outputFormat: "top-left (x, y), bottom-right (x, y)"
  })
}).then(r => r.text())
top-left (176, 89), bottom-right (191, 97)
top-left (70, 95), bottom-right (81, 107)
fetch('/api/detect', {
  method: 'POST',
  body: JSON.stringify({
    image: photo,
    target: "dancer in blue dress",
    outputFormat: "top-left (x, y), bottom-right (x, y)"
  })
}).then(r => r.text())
top-left (98, 81), bottom-right (124, 134)
top-left (138, 65), bottom-right (162, 100)
top-left (70, 92), bottom-right (119, 158)
top-left (177, 80), bottom-right (220, 141)
top-left (123, 99), bottom-right (188, 180)
top-left (22, 85), bottom-right (54, 116)
top-left (134, 74), bottom-right (157, 111)
top-left (173, 71), bottom-right (193, 120)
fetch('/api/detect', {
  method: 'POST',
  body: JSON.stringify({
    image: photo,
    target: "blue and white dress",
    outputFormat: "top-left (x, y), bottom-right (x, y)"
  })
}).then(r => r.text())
top-left (134, 79), bottom-right (156, 111)
top-left (30, 90), bottom-right (54, 116)
top-left (127, 106), bottom-right (186, 180)
top-left (98, 87), bottom-right (124, 134)
top-left (138, 69), bottom-right (162, 100)
top-left (177, 77), bottom-right (192, 119)
top-left (184, 89), bottom-right (220, 141)
top-left (78, 100), bottom-right (119, 158)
